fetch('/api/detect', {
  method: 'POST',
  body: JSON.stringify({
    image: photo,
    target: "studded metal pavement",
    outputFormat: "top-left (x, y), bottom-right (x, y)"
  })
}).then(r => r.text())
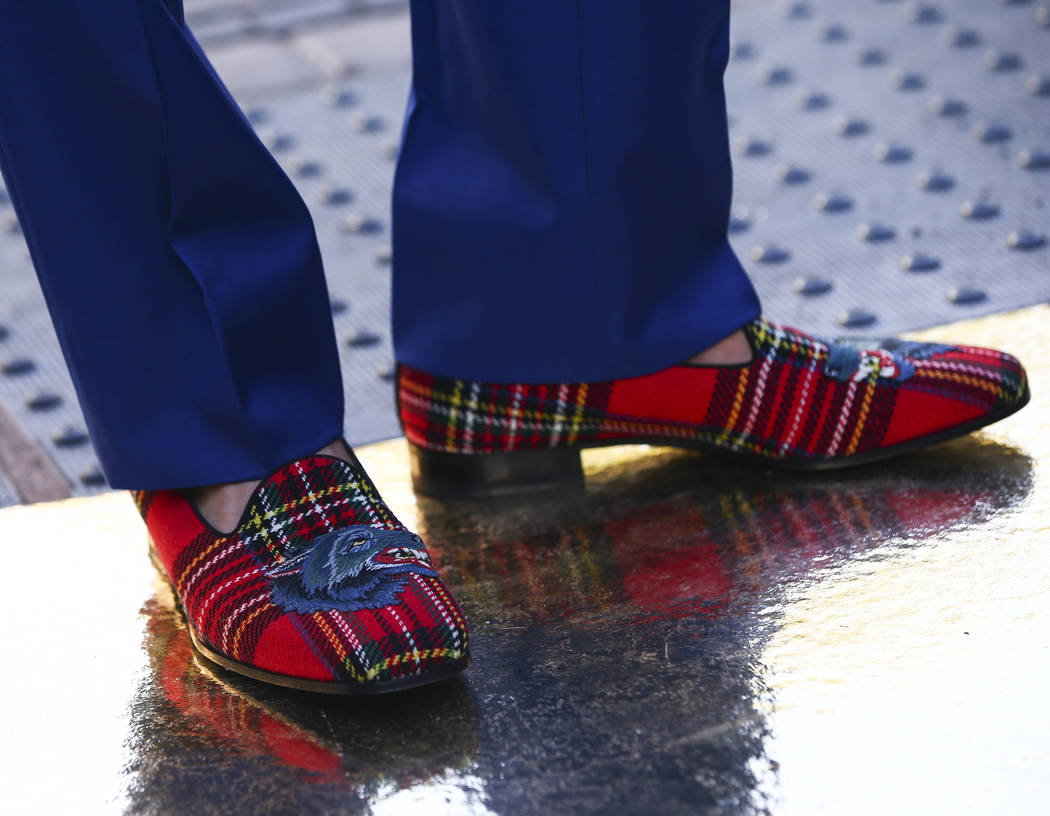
top-left (183, 0), bottom-right (406, 44)
top-left (0, 0), bottom-right (1046, 504)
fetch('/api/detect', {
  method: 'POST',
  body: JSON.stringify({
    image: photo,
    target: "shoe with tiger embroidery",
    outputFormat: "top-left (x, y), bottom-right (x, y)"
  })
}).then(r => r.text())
top-left (398, 318), bottom-right (1029, 498)
top-left (134, 444), bottom-right (470, 693)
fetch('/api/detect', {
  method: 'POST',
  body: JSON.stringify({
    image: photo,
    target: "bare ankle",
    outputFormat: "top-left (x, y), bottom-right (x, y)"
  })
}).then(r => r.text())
top-left (185, 438), bottom-right (352, 533)
top-left (685, 329), bottom-right (753, 366)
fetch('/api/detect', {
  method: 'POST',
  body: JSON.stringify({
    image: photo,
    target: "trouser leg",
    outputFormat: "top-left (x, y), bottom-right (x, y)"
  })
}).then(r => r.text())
top-left (393, 0), bottom-right (761, 384)
top-left (0, 0), bottom-right (344, 490)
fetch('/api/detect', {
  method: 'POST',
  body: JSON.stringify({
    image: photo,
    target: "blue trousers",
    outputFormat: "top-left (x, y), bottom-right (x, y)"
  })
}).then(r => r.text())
top-left (0, 1), bottom-right (760, 490)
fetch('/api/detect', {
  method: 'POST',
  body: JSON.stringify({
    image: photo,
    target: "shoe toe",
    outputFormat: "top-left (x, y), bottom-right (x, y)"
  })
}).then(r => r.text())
top-left (327, 574), bottom-right (470, 686)
top-left (143, 452), bottom-right (471, 693)
top-left (902, 344), bottom-right (1029, 438)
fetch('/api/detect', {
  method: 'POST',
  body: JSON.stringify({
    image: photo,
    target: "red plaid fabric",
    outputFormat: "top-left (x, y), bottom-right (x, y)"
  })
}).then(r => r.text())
top-left (399, 318), bottom-right (1028, 465)
top-left (133, 452), bottom-right (469, 691)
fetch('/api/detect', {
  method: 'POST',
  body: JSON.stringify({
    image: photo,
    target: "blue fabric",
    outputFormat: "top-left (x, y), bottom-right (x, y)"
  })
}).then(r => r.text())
top-left (0, 0), bottom-right (760, 489)
top-left (0, 1), bottom-right (345, 490)
top-left (393, 0), bottom-right (761, 383)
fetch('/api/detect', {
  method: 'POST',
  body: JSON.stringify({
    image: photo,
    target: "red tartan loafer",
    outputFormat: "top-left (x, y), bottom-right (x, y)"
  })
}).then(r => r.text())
top-left (398, 318), bottom-right (1029, 498)
top-left (134, 447), bottom-right (470, 694)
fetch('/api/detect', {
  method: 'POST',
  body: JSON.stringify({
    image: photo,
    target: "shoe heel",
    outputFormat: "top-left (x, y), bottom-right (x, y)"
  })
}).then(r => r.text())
top-left (409, 444), bottom-right (584, 500)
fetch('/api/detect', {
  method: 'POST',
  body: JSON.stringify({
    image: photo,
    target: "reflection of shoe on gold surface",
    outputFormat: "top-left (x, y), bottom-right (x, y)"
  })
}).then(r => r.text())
top-left (134, 447), bottom-right (470, 694)
top-left (399, 318), bottom-right (1029, 498)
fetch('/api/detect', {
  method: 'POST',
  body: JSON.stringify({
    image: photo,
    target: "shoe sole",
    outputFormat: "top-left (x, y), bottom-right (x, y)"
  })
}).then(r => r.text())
top-left (148, 544), bottom-right (471, 695)
top-left (410, 385), bottom-right (1031, 499)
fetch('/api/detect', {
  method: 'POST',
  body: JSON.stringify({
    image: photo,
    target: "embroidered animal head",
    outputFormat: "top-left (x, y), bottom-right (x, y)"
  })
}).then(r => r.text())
top-left (823, 343), bottom-right (919, 383)
top-left (264, 525), bottom-right (437, 614)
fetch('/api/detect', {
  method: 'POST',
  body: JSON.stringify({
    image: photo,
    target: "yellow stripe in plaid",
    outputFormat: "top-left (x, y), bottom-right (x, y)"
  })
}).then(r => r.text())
top-left (230, 602), bottom-right (274, 661)
top-left (445, 379), bottom-right (464, 453)
top-left (362, 646), bottom-right (468, 681)
top-left (844, 376), bottom-right (878, 456)
top-left (567, 384), bottom-right (589, 446)
top-left (918, 367), bottom-right (1003, 397)
top-left (176, 535), bottom-right (233, 593)
top-left (716, 369), bottom-right (751, 447)
top-left (312, 610), bottom-right (355, 677)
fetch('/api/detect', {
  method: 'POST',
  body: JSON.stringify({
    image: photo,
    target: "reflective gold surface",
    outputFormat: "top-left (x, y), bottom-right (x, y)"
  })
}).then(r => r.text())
top-left (2, 306), bottom-right (1048, 814)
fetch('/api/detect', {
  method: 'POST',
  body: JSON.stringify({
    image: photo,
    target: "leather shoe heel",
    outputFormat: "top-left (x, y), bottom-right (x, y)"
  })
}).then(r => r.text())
top-left (409, 444), bottom-right (584, 500)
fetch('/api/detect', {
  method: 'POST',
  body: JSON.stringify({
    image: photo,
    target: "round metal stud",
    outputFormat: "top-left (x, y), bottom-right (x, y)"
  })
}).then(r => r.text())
top-left (816, 22), bottom-right (849, 42)
top-left (1007, 230), bottom-right (1047, 250)
top-left (900, 253), bottom-right (941, 272)
top-left (838, 309), bottom-right (877, 329)
top-left (1027, 74), bottom-right (1050, 96)
top-left (346, 331), bottom-right (381, 348)
top-left (832, 115), bottom-right (870, 136)
top-left (342, 213), bottom-right (383, 234)
top-left (1, 358), bottom-right (34, 376)
top-left (856, 47), bottom-right (886, 66)
top-left (793, 276), bottom-right (832, 296)
top-left (943, 26), bottom-right (980, 47)
top-left (960, 200), bottom-right (1001, 220)
top-left (79, 467), bottom-right (107, 487)
top-left (322, 87), bottom-right (356, 108)
top-left (779, 1), bottom-right (812, 20)
top-left (728, 206), bottom-right (752, 234)
top-left (244, 107), bottom-right (269, 125)
top-left (774, 164), bottom-right (812, 184)
top-left (797, 91), bottom-right (831, 110)
top-left (25, 392), bottom-right (61, 412)
top-left (734, 137), bottom-right (772, 157)
top-left (52, 427), bottom-right (89, 448)
top-left (814, 192), bottom-right (853, 213)
top-left (917, 171), bottom-right (955, 192)
top-left (377, 365), bottom-right (396, 382)
top-left (973, 121), bottom-right (1012, 144)
top-left (731, 41), bottom-right (756, 61)
top-left (330, 298), bottom-right (348, 316)
top-left (1018, 149), bottom-right (1050, 170)
top-left (750, 245), bottom-right (791, 264)
top-left (928, 96), bottom-right (968, 117)
top-left (349, 112), bottom-right (384, 133)
top-left (759, 65), bottom-right (794, 86)
top-left (379, 140), bottom-right (400, 160)
top-left (905, 3), bottom-right (942, 23)
top-left (259, 130), bottom-right (294, 152)
top-left (947, 287), bottom-right (987, 305)
top-left (856, 222), bottom-right (896, 242)
top-left (319, 187), bottom-right (352, 206)
top-left (376, 245), bottom-right (393, 265)
top-left (891, 70), bottom-right (925, 91)
top-left (985, 50), bottom-right (1023, 72)
top-left (874, 143), bottom-right (913, 163)
top-left (292, 159), bottom-right (323, 178)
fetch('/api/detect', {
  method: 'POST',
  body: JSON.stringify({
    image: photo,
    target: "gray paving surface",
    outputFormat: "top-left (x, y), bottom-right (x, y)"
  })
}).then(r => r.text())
top-left (184, 0), bottom-right (406, 45)
top-left (0, 0), bottom-right (1047, 502)
top-left (0, 465), bottom-right (17, 507)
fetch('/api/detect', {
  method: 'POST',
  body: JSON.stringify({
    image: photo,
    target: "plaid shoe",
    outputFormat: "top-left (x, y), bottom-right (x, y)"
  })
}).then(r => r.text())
top-left (134, 446), bottom-right (470, 694)
top-left (399, 318), bottom-right (1029, 498)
